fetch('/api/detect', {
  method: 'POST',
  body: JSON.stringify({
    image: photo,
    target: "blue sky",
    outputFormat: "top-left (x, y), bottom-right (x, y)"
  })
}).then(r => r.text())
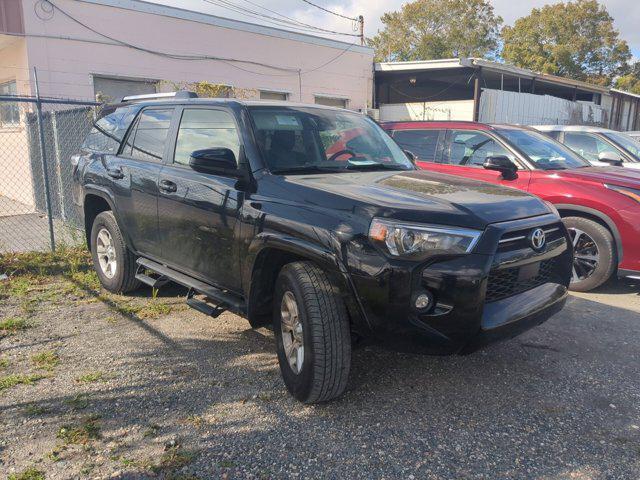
top-left (153, 0), bottom-right (640, 58)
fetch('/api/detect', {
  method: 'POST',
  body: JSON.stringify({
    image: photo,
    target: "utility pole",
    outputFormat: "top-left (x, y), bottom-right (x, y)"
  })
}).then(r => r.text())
top-left (358, 15), bottom-right (364, 46)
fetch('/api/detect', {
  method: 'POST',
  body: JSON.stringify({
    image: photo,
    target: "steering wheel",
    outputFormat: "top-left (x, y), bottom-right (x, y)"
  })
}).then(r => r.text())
top-left (328, 149), bottom-right (356, 162)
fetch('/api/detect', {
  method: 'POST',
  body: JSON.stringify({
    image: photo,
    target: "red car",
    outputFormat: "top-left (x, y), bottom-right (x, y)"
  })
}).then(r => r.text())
top-left (383, 120), bottom-right (640, 291)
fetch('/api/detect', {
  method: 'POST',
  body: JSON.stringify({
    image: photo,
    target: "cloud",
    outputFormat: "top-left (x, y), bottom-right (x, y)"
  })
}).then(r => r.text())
top-left (158, 0), bottom-right (640, 52)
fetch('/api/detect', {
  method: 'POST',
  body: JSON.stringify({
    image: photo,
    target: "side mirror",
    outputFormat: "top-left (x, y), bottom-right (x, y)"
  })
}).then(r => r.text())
top-left (598, 151), bottom-right (623, 166)
top-left (189, 148), bottom-right (237, 174)
top-left (404, 149), bottom-right (416, 164)
top-left (483, 155), bottom-right (518, 180)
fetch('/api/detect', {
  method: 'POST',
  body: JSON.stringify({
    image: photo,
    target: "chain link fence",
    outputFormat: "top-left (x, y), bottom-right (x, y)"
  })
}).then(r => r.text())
top-left (0, 95), bottom-right (101, 254)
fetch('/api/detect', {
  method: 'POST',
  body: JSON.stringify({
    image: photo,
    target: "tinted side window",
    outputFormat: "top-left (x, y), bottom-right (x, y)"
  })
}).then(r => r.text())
top-left (392, 129), bottom-right (441, 163)
top-left (124, 108), bottom-right (173, 162)
top-left (174, 109), bottom-right (240, 166)
top-left (563, 133), bottom-right (610, 162)
top-left (446, 130), bottom-right (512, 166)
top-left (82, 106), bottom-right (137, 153)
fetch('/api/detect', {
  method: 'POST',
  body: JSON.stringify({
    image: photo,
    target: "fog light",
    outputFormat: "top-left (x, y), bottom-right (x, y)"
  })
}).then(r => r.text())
top-left (414, 292), bottom-right (433, 311)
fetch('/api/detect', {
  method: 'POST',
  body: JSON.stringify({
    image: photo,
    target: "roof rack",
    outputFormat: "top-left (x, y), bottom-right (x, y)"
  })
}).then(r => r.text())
top-left (121, 91), bottom-right (198, 102)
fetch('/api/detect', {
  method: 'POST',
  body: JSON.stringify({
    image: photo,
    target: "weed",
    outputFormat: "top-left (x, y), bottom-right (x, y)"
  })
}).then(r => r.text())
top-left (0, 247), bottom-right (90, 277)
top-left (57, 415), bottom-right (101, 445)
top-left (76, 371), bottom-right (105, 383)
top-left (47, 444), bottom-right (67, 462)
top-left (0, 374), bottom-right (46, 392)
top-left (138, 301), bottom-right (172, 319)
top-left (149, 446), bottom-right (197, 474)
top-left (185, 415), bottom-right (205, 428)
top-left (0, 357), bottom-right (8, 369)
top-left (68, 270), bottom-right (101, 293)
top-left (218, 460), bottom-right (236, 468)
top-left (8, 467), bottom-right (45, 480)
top-left (143, 423), bottom-right (161, 438)
top-left (32, 351), bottom-right (60, 371)
top-left (65, 393), bottom-right (90, 410)
top-left (0, 317), bottom-right (30, 335)
top-left (24, 404), bottom-right (50, 416)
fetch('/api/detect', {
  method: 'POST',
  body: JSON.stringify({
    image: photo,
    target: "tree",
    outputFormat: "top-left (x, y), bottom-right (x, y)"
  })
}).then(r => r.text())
top-left (369, 0), bottom-right (502, 62)
top-left (614, 62), bottom-right (640, 94)
top-left (501, 0), bottom-right (631, 86)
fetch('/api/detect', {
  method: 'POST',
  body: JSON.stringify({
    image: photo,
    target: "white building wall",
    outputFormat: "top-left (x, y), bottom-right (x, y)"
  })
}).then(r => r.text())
top-left (16, 0), bottom-right (373, 107)
top-left (379, 100), bottom-right (474, 122)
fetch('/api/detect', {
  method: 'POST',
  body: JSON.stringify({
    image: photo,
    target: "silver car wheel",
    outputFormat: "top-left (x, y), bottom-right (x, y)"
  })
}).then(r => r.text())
top-left (569, 227), bottom-right (599, 283)
top-left (96, 228), bottom-right (117, 279)
top-left (280, 291), bottom-right (304, 374)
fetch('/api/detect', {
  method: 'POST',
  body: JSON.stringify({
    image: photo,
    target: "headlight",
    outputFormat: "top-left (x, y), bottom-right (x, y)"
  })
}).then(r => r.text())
top-left (368, 218), bottom-right (482, 258)
top-left (605, 184), bottom-right (640, 203)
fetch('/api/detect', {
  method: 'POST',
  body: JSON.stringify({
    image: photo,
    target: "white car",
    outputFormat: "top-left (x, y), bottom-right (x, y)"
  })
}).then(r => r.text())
top-left (626, 131), bottom-right (640, 141)
top-left (533, 125), bottom-right (640, 170)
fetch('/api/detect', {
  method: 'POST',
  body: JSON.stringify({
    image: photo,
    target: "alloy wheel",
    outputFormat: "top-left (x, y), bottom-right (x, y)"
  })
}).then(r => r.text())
top-left (568, 227), bottom-right (599, 283)
top-left (280, 291), bottom-right (304, 374)
top-left (96, 228), bottom-right (117, 279)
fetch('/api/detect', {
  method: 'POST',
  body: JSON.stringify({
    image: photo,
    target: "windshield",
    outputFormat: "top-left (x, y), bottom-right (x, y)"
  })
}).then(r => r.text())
top-left (248, 106), bottom-right (414, 174)
top-left (603, 132), bottom-right (640, 160)
top-left (496, 128), bottom-right (590, 170)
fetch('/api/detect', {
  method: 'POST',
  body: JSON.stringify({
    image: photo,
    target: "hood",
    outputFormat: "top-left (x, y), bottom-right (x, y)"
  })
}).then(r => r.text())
top-left (283, 170), bottom-right (551, 229)
top-left (553, 166), bottom-right (640, 187)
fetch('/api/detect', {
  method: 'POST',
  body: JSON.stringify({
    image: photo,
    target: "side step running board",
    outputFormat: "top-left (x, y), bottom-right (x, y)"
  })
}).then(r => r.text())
top-left (136, 257), bottom-right (246, 317)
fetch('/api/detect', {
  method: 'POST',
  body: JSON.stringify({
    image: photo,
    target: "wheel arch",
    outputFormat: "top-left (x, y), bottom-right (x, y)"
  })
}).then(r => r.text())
top-left (83, 188), bottom-right (132, 252)
top-left (555, 203), bottom-right (622, 263)
top-left (245, 236), bottom-right (368, 333)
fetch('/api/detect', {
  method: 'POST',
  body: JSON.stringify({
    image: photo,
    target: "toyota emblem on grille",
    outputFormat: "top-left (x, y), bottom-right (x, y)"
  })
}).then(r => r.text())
top-left (529, 228), bottom-right (546, 250)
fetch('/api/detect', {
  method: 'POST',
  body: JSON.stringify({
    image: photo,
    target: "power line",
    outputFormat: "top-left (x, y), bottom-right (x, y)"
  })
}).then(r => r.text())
top-left (297, 0), bottom-right (358, 21)
top-left (200, 0), bottom-right (359, 37)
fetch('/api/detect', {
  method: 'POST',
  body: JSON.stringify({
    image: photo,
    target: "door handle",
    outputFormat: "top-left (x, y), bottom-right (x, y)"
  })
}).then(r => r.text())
top-left (106, 167), bottom-right (124, 179)
top-left (159, 179), bottom-right (177, 193)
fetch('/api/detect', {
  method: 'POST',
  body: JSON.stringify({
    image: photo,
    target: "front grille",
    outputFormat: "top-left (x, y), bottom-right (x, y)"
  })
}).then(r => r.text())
top-left (497, 223), bottom-right (564, 252)
top-left (485, 258), bottom-right (560, 303)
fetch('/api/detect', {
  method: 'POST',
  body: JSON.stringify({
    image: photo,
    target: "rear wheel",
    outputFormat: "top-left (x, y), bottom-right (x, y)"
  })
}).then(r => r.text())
top-left (90, 211), bottom-right (140, 293)
top-left (273, 262), bottom-right (351, 403)
top-left (563, 216), bottom-right (615, 292)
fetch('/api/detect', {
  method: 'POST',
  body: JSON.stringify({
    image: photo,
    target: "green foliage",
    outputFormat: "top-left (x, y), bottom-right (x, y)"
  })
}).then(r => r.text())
top-left (0, 247), bottom-right (90, 277)
top-left (501, 0), bottom-right (630, 85)
top-left (31, 351), bottom-right (60, 371)
top-left (57, 415), bottom-right (101, 444)
top-left (8, 468), bottom-right (45, 480)
top-left (0, 374), bottom-right (46, 392)
top-left (0, 317), bottom-right (30, 336)
top-left (369, 0), bottom-right (502, 62)
top-left (76, 371), bottom-right (106, 383)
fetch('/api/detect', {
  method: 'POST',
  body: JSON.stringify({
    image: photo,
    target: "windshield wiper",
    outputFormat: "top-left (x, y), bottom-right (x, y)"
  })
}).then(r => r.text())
top-left (345, 162), bottom-right (408, 171)
top-left (270, 165), bottom-right (343, 175)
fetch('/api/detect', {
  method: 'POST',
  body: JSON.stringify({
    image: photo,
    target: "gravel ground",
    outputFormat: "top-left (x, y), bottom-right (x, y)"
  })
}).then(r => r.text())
top-left (1, 266), bottom-right (640, 479)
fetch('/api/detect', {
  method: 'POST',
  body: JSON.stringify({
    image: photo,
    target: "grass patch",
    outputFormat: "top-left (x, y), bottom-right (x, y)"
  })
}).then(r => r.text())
top-left (57, 415), bottom-right (101, 445)
top-left (0, 317), bottom-right (30, 335)
top-left (76, 371), bottom-right (106, 383)
top-left (112, 299), bottom-right (172, 320)
top-left (24, 404), bottom-right (51, 416)
top-left (65, 393), bottom-right (89, 410)
top-left (143, 423), bottom-right (161, 438)
top-left (0, 357), bottom-right (8, 369)
top-left (0, 374), bottom-right (46, 392)
top-left (0, 247), bottom-right (90, 277)
top-left (8, 467), bottom-right (46, 480)
top-left (149, 446), bottom-right (197, 474)
top-left (32, 350), bottom-right (60, 371)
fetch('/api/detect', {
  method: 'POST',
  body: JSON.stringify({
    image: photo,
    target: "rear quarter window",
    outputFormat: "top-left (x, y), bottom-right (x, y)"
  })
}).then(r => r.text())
top-left (82, 105), bottom-right (138, 153)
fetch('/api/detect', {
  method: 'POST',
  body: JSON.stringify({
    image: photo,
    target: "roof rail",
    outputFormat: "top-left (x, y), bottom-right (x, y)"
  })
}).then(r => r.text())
top-left (121, 91), bottom-right (198, 102)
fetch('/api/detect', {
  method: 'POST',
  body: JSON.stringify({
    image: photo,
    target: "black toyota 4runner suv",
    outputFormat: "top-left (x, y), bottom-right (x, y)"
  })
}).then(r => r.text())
top-left (73, 92), bottom-right (573, 403)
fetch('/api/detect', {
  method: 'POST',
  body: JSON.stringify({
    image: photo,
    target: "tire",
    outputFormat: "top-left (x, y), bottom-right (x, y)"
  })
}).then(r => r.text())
top-left (273, 262), bottom-right (351, 404)
top-left (563, 216), bottom-right (616, 292)
top-left (90, 211), bottom-right (140, 294)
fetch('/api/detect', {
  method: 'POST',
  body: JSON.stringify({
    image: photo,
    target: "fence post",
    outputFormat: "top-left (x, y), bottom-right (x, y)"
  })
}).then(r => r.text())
top-left (33, 66), bottom-right (56, 252)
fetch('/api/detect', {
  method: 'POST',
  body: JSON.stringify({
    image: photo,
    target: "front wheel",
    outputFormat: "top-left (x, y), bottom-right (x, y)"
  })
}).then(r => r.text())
top-left (563, 216), bottom-right (616, 292)
top-left (273, 262), bottom-right (351, 404)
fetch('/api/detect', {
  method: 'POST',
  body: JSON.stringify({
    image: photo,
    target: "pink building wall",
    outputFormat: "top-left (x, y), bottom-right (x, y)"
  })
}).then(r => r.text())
top-left (11, 0), bottom-right (373, 107)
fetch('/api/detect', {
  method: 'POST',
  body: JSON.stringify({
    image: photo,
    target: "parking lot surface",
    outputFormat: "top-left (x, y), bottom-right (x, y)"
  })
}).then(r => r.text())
top-left (1, 270), bottom-right (639, 479)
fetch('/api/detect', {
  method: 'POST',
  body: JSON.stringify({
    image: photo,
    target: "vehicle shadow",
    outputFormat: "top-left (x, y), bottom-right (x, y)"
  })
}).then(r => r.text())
top-left (3, 291), bottom-right (639, 478)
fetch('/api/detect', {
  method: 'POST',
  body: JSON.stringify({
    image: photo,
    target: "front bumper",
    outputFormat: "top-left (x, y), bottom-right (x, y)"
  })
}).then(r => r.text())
top-left (347, 214), bottom-right (572, 354)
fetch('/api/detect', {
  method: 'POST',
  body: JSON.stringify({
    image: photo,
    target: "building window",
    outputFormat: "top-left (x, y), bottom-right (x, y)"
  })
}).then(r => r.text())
top-left (260, 90), bottom-right (288, 101)
top-left (315, 95), bottom-right (348, 109)
top-left (93, 76), bottom-right (157, 103)
top-left (0, 81), bottom-right (19, 125)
